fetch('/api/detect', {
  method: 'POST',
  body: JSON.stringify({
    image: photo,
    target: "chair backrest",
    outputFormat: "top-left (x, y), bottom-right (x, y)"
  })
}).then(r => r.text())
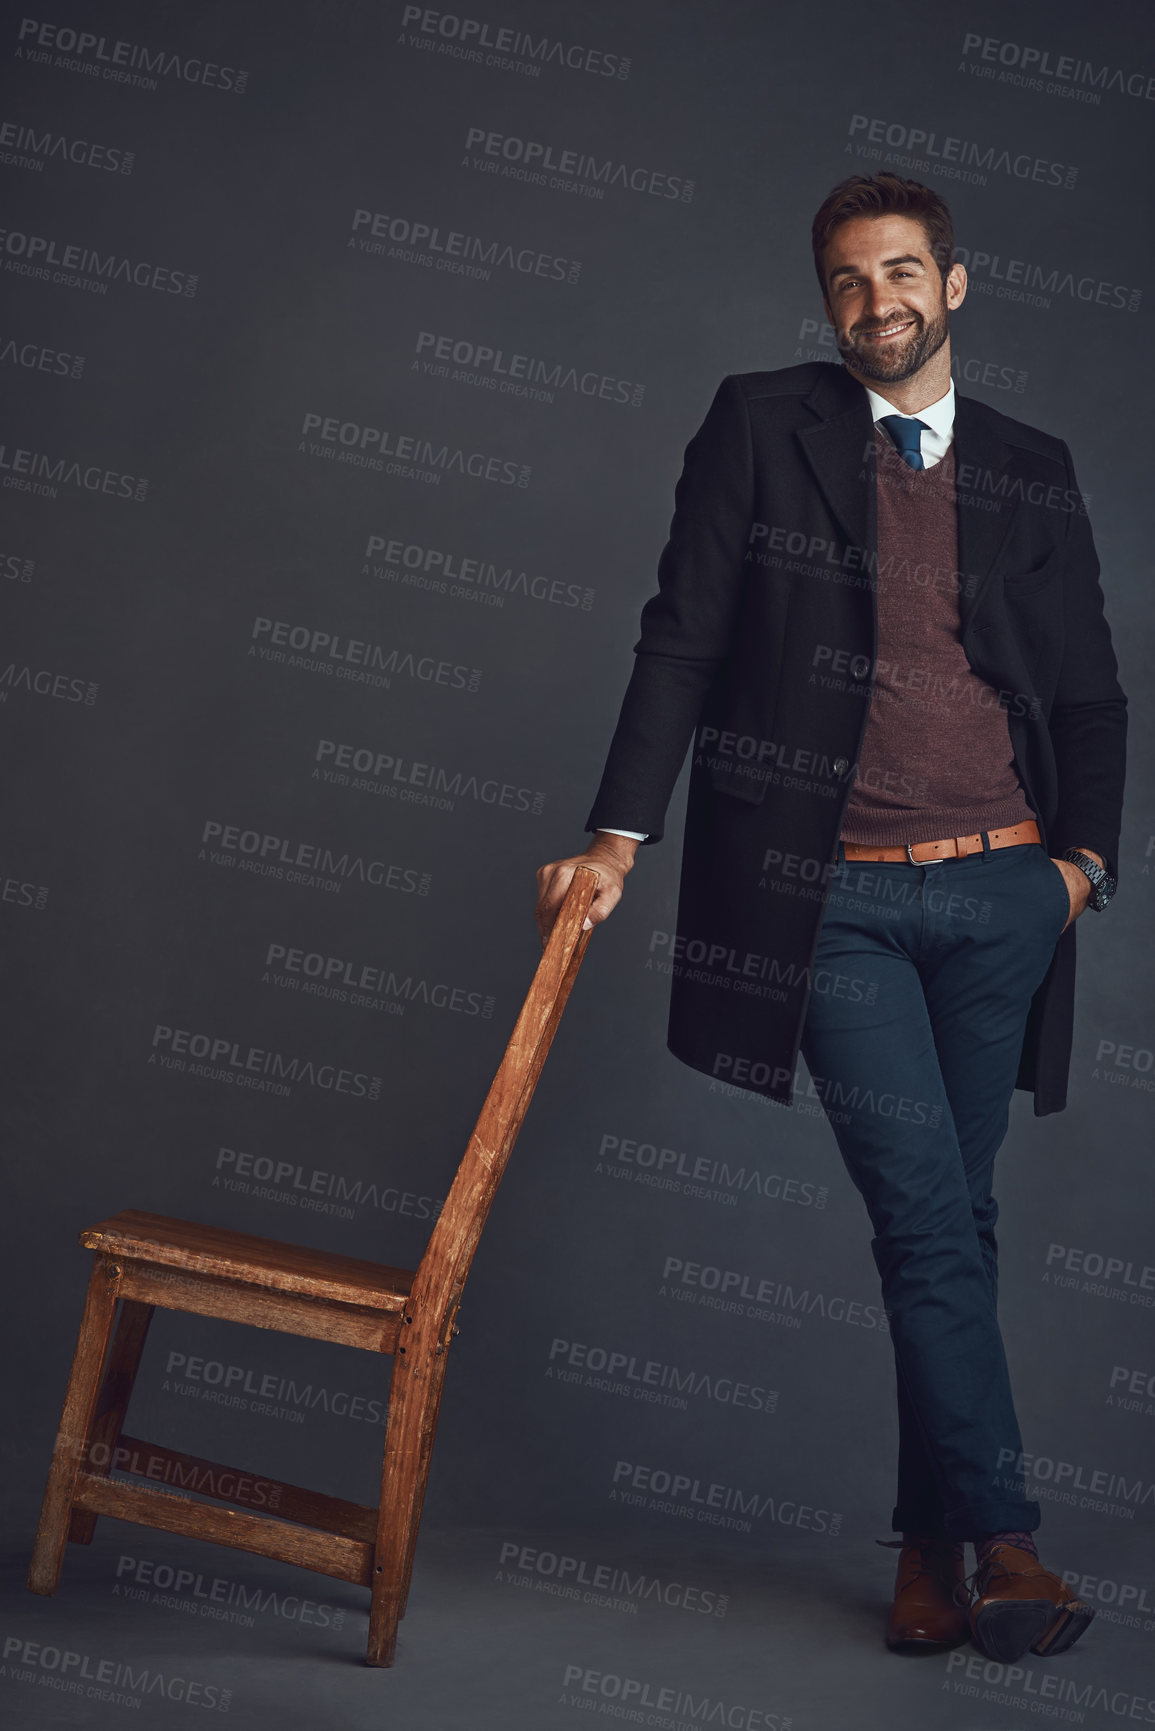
top-left (407, 865), bottom-right (599, 1341)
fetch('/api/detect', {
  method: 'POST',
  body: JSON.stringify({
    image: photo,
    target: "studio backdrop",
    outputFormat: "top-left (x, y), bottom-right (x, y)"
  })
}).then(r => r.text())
top-left (2, 2), bottom-right (1152, 1727)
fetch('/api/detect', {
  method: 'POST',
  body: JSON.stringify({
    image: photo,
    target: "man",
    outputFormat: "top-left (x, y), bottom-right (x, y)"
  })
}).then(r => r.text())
top-left (535, 173), bottom-right (1126, 1662)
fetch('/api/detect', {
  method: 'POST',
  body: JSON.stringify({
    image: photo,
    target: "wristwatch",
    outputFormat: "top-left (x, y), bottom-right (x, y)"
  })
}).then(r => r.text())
top-left (1061, 849), bottom-right (1117, 912)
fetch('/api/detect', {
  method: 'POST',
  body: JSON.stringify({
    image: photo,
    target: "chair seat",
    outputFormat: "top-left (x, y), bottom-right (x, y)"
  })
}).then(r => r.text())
top-left (79, 1210), bottom-right (414, 1312)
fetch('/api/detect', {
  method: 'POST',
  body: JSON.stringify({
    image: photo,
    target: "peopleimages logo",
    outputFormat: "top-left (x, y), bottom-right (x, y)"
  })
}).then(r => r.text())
top-left (596, 1131), bottom-right (828, 1211)
top-left (114, 1552), bottom-right (345, 1632)
top-left (0, 663), bottom-right (97, 704)
top-left (262, 941), bottom-right (495, 1020)
top-left (213, 1145), bottom-right (444, 1225)
top-left (414, 329), bottom-right (645, 407)
top-left (0, 437), bottom-right (147, 501)
top-left (149, 1024), bottom-right (382, 1101)
top-left (350, 206), bottom-right (581, 285)
top-left (200, 818), bottom-right (431, 895)
top-left (558, 1664), bottom-right (788, 1731)
top-left (1, 868), bottom-right (49, 910)
top-left (163, 1350), bottom-right (390, 1425)
top-left (298, 410), bottom-right (530, 486)
top-left (0, 547), bottom-right (34, 581)
top-left (1058, 1568), bottom-right (1155, 1631)
top-left (794, 315), bottom-right (1026, 394)
top-left (846, 113), bottom-right (1076, 189)
top-left (954, 243), bottom-right (1141, 313)
top-left (996, 1446), bottom-right (1155, 1519)
top-left (0, 226), bottom-right (197, 295)
top-left (82, 1443), bottom-right (282, 1509)
top-left (496, 1540), bottom-right (727, 1617)
top-left (1044, 1240), bottom-right (1155, 1307)
top-left (0, 118), bottom-right (134, 174)
top-left (1, 1635), bottom-right (232, 1713)
top-left (314, 738), bottom-right (546, 817)
top-left (1108, 1366), bottom-right (1155, 1418)
top-left (647, 929), bottom-right (881, 1007)
top-left (660, 1256), bottom-right (888, 1334)
top-left (248, 616), bottom-right (481, 693)
top-left (959, 31), bottom-right (1155, 103)
top-left (546, 1336), bottom-right (777, 1414)
top-left (14, 18), bottom-right (249, 94)
top-left (611, 1459), bottom-right (842, 1537)
top-left (0, 336), bottom-right (85, 379)
top-left (1092, 1037), bottom-right (1155, 1096)
top-left (944, 1649), bottom-right (1155, 1723)
top-left (363, 531), bottom-right (593, 610)
top-left (462, 126), bottom-right (694, 202)
top-left (399, 7), bottom-right (631, 80)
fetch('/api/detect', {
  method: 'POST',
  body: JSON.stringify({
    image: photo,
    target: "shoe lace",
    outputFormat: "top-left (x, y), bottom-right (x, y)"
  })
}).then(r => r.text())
top-left (956, 1549), bottom-right (1057, 1610)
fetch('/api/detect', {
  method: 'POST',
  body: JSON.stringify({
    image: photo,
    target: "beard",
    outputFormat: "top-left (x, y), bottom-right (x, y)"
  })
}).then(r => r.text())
top-left (838, 296), bottom-right (950, 383)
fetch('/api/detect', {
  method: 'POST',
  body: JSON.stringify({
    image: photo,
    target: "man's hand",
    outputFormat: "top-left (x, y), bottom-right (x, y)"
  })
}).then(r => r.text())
top-left (1051, 848), bottom-right (1104, 931)
top-left (535, 832), bottom-right (640, 947)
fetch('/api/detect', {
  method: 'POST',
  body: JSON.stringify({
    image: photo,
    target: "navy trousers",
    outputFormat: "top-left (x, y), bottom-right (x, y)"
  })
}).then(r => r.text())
top-left (799, 839), bottom-right (1072, 1540)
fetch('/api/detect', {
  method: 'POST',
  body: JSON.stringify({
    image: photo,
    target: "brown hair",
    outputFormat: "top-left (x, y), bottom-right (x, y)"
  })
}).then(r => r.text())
top-left (811, 173), bottom-right (955, 296)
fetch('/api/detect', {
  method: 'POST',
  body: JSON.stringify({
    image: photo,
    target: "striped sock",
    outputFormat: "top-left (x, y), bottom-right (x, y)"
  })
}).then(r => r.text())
top-left (975, 1529), bottom-right (1039, 1565)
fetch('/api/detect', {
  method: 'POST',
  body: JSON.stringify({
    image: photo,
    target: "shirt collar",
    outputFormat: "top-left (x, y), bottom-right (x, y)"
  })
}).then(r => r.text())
top-left (862, 377), bottom-right (956, 443)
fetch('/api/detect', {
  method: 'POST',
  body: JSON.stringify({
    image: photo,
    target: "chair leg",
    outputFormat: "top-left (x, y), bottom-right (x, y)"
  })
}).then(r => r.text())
top-left (28, 1257), bottom-right (122, 1595)
top-left (69, 1298), bottom-right (153, 1544)
top-left (367, 1351), bottom-right (450, 1666)
top-left (397, 1375), bottom-right (448, 1619)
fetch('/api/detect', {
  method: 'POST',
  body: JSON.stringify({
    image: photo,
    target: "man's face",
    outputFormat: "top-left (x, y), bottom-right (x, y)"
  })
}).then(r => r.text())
top-left (821, 214), bottom-right (965, 384)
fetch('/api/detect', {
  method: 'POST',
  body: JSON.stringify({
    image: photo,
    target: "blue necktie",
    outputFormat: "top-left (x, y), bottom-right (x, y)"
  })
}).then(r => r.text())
top-left (879, 414), bottom-right (928, 471)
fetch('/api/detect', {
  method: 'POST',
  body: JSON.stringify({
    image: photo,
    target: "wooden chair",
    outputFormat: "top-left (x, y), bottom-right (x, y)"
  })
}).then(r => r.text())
top-left (27, 866), bottom-right (599, 1666)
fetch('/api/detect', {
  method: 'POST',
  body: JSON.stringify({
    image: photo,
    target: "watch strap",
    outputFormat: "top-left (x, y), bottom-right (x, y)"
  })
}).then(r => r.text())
top-left (1061, 848), bottom-right (1115, 911)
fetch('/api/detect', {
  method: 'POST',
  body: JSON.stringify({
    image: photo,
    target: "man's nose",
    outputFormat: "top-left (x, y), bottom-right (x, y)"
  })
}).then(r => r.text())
top-left (862, 281), bottom-right (901, 320)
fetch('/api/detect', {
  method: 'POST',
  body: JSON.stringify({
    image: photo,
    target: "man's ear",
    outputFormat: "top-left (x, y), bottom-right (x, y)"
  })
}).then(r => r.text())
top-left (945, 261), bottom-right (967, 311)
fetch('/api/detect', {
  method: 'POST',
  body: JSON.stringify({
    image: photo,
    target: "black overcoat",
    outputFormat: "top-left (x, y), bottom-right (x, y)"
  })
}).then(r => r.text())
top-left (585, 362), bottom-right (1127, 1114)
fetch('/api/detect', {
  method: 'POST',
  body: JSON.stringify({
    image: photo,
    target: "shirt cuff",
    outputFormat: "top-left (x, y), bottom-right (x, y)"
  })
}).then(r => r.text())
top-left (597, 827), bottom-right (648, 841)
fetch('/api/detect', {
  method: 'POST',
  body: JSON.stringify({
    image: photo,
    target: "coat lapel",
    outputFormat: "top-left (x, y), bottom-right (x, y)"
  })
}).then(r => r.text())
top-left (794, 368), bottom-right (876, 562)
top-left (952, 394), bottom-right (1022, 631)
top-left (795, 368), bottom-right (1024, 632)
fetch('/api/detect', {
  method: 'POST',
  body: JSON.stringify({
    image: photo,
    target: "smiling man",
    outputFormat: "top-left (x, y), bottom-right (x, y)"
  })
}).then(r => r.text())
top-left (536, 173), bottom-right (1127, 1662)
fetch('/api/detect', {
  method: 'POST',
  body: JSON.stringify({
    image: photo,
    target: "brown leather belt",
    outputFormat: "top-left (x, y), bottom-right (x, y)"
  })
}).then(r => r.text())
top-left (840, 820), bottom-right (1041, 865)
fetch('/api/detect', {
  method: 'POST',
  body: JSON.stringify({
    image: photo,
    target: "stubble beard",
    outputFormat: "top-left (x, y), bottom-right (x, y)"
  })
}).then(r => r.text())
top-left (839, 296), bottom-right (950, 384)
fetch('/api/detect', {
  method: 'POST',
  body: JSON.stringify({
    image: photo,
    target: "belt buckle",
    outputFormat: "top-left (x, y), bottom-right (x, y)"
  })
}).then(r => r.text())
top-left (905, 840), bottom-right (923, 865)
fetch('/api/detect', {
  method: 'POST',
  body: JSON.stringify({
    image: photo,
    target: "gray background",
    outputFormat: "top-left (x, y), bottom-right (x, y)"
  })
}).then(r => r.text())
top-left (2, 1), bottom-right (1153, 1725)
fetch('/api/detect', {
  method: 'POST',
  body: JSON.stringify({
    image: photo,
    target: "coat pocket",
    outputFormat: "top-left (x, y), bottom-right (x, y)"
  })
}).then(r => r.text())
top-left (1003, 547), bottom-right (1061, 595)
top-left (1037, 847), bottom-right (1074, 935)
top-left (706, 760), bottom-right (770, 804)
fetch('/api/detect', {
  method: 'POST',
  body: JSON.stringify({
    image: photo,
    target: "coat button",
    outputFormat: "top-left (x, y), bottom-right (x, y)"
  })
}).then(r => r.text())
top-left (833, 757), bottom-right (849, 775)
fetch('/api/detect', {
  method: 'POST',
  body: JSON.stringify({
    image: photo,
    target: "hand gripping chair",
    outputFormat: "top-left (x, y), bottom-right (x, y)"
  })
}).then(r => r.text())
top-left (27, 866), bottom-right (599, 1665)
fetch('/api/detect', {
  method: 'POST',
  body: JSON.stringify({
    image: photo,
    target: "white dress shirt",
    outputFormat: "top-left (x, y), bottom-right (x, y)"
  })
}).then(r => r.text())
top-left (597, 376), bottom-right (958, 843)
top-left (863, 377), bottom-right (955, 469)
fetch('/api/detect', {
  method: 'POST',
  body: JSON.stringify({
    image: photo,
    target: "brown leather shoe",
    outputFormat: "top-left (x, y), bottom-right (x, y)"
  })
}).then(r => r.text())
top-left (883, 1537), bottom-right (970, 1651)
top-left (967, 1543), bottom-right (1095, 1662)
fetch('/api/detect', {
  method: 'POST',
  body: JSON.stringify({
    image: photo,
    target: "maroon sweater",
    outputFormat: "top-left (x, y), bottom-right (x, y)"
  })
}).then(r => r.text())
top-left (840, 426), bottom-right (1035, 845)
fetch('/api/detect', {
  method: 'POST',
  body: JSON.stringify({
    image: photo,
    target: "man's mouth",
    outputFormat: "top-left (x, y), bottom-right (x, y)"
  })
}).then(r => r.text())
top-left (859, 320), bottom-right (916, 343)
